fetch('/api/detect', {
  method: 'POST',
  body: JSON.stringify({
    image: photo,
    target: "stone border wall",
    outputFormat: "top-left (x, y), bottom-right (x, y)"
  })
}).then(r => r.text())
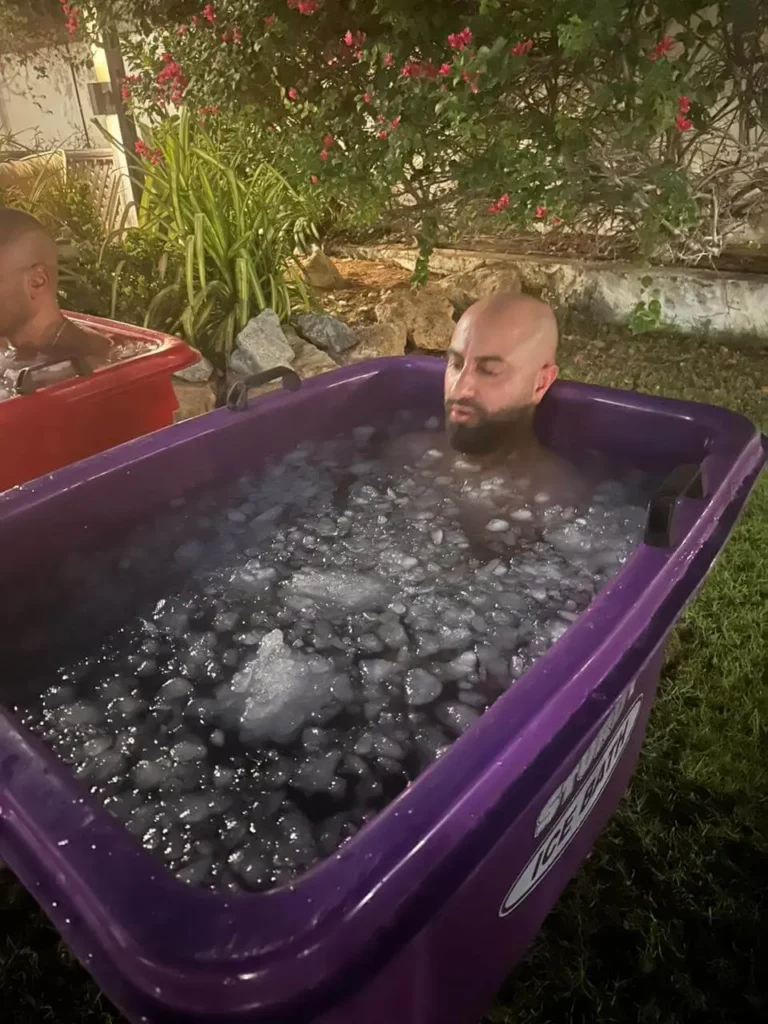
top-left (341, 244), bottom-right (768, 344)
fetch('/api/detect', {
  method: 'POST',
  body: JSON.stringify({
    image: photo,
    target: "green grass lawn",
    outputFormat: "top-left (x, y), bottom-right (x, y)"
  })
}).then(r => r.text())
top-left (1, 330), bottom-right (766, 1024)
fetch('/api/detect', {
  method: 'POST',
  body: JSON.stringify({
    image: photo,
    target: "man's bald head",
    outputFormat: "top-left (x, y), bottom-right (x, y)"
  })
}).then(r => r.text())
top-left (444, 293), bottom-right (559, 456)
top-left (0, 208), bottom-right (60, 338)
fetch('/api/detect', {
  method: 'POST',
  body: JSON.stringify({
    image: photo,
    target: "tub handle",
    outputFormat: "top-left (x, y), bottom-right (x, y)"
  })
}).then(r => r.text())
top-left (12, 357), bottom-right (93, 396)
top-left (644, 463), bottom-right (704, 547)
top-left (226, 366), bottom-right (302, 411)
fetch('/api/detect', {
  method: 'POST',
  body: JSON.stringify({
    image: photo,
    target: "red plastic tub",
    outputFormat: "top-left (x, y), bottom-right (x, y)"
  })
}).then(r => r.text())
top-left (0, 312), bottom-right (196, 491)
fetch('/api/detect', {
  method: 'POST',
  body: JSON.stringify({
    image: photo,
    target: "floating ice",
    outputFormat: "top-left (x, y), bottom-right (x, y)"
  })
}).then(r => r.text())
top-left (281, 569), bottom-right (394, 613)
top-left (19, 416), bottom-right (651, 897)
top-left (405, 669), bottom-right (443, 706)
top-left (220, 630), bottom-right (339, 743)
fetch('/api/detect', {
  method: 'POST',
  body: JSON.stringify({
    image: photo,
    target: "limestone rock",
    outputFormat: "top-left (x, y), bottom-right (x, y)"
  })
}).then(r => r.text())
top-left (228, 349), bottom-right (254, 378)
top-left (173, 350), bottom-right (214, 383)
top-left (375, 286), bottom-right (454, 351)
top-left (173, 379), bottom-right (216, 422)
top-left (302, 251), bottom-right (345, 290)
top-left (283, 323), bottom-right (338, 379)
top-left (437, 264), bottom-right (522, 309)
top-left (340, 321), bottom-right (407, 364)
top-left (230, 309), bottom-right (294, 375)
top-left (292, 338), bottom-right (338, 378)
top-left (294, 312), bottom-right (358, 355)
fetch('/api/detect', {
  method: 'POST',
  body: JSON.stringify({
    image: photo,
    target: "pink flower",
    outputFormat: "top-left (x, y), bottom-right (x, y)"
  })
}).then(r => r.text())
top-left (232, 26), bottom-right (242, 44)
top-left (296, 0), bottom-right (318, 14)
top-left (287, 87), bottom-right (299, 100)
top-left (310, 174), bottom-right (319, 185)
top-left (535, 205), bottom-right (548, 219)
top-left (675, 114), bottom-right (692, 131)
top-left (510, 39), bottom-right (534, 56)
top-left (60, 0), bottom-right (80, 38)
top-left (342, 29), bottom-right (365, 49)
top-left (488, 193), bottom-right (510, 214)
top-left (264, 14), bottom-right (275, 27)
top-left (402, 60), bottom-right (438, 80)
top-left (678, 95), bottom-right (690, 113)
top-left (391, 115), bottom-right (401, 128)
top-left (551, 215), bottom-right (563, 226)
top-left (202, 3), bottom-right (216, 23)
top-left (376, 114), bottom-right (386, 123)
top-left (447, 27), bottom-right (472, 52)
top-left (319, 149), bottom-right (329, 161)
top-left (177, 24), bottom-right (188, 35)
top-left (648, 34), bottom-right (675, 61)
top-left (362, 92), bottom-right (371, 104)
top-left (439, 63), bottom-right (452, 76)
top-left (384, 52), bottom-right (394, 68)
top-left (135, 139), bottom-right (163, 164)
top-left (156, 54), bottom-right (187, 100)
top-left (462, 69), bottom-right (479, 93)
top-left (378, 130), bottom-right (389, 140)
top-left (323, 133), bottom-right (334, 148)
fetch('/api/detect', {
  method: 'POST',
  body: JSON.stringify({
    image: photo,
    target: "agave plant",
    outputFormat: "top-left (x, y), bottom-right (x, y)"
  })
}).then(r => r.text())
top-left (118, 110), bottom-right (315, 363)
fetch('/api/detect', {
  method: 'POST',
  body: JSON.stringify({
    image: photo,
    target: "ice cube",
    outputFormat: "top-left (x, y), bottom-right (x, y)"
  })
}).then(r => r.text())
top-left (486, 519), bottom-right (509, 533)
top-left (435, 702), bottom-right (480, 736)
top-left (221, 629), bottom-right (339, 744)
top-left (291, 751), bottom-right (343, 794)
top-left (281, 570), bottom-right (394, 613)
top-left (405, 669), bottom-right (443, 706)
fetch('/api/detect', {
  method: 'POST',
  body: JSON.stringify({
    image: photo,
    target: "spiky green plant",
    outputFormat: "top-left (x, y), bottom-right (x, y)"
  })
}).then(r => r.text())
top-left (116, 110), bottom-right (316, 364)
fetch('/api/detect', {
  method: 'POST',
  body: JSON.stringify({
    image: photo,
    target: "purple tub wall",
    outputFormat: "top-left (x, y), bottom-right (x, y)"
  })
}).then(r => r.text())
top-left (0, 357), bottom-right (764, 1024)
top-left (318, 648), bottom-right (663, 1024)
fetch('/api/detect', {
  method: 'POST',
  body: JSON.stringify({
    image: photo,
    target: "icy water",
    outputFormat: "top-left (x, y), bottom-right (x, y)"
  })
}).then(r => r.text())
top-left (16, 414), bottom-right (652, 893)
top-left (0, 335), bottom-right (160, 400)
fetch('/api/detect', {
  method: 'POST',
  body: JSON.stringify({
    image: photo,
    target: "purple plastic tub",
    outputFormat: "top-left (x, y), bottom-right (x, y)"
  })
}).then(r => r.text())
top-left (0, 356), bottom-right (764, 1024)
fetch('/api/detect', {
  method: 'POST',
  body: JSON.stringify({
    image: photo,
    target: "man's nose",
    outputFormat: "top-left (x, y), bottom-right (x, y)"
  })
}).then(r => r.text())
top-left (449, 364), bottom-right (476, 399)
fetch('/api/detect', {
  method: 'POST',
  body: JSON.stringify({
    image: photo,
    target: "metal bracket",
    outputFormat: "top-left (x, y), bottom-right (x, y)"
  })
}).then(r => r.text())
top-left (13, 357), bottom-right (93, 396)
top-left (644, 463), bottom-right (705, 547)
top-left (226, 366), bottom-right (302, 411)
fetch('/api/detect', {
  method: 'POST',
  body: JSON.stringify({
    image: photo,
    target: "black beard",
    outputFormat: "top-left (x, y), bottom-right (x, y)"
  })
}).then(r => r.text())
top-left (445, 401), bottom-right (535, 456)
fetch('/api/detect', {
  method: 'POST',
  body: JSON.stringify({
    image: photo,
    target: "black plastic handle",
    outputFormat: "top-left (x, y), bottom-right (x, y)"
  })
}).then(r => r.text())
top-left (226, 365), bottom-right (302, 411)
top-left (12, 357), bottom-right (93, 396)
top-left (644, 463), bottom-right (705, 548)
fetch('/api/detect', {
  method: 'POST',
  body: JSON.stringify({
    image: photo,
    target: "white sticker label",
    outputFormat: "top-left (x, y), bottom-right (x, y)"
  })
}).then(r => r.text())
top-left (499, 696), bottom-right (643, 917)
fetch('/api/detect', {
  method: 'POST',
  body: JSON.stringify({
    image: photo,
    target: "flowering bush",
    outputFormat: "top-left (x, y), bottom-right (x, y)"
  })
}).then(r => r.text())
top-left (81, 0), bottom-right (767, 265)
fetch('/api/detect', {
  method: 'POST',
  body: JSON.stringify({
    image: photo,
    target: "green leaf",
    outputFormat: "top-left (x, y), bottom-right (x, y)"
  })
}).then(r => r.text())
top-left (109, 259), bottom-right (125, 319)
top-left (184, 234), bottom-right (197, 307)
top-left (194, 212), bottom-right (207, 294)
top-left (144, 282), bottom-right (181, 328)
top-left (234, 256), bottom-right (250, 330)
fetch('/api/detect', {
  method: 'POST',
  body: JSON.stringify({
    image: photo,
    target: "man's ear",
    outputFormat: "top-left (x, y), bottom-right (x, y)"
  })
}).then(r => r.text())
top-left (533, 363), bottom-right (558, 403)
top-left (27, 263), bottom-right (50, 295)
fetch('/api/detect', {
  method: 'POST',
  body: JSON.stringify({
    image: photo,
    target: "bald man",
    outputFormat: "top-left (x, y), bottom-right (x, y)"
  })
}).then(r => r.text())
top-left (384, 293), bottom-right (582, 520)
top-left (444, 294), bottom-right (558, 458)
top-left (0, 208), bottom-right (110, 368)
